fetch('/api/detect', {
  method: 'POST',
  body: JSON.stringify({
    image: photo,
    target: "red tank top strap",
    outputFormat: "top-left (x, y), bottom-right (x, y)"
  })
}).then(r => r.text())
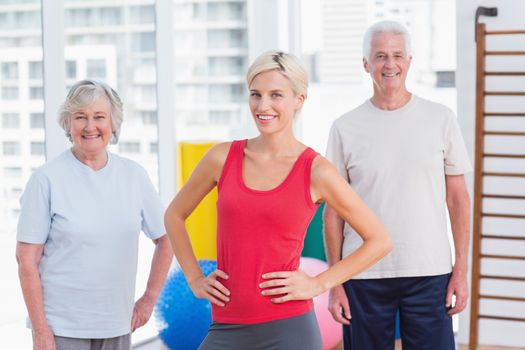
top-left (298, 148), bottom-right (319, 208)
top-left (217, 139), bottom-right (246, 190)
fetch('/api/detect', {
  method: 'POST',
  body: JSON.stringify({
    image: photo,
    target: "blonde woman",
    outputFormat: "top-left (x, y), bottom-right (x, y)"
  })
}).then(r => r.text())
top-left (165, 51), bottom-right (392, 350)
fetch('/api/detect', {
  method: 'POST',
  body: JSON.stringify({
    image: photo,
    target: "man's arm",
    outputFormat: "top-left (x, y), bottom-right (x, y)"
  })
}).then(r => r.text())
top-left (445, 174), bottom-right (471, 315)
top-left (323, 205), bottom-right (352, 324)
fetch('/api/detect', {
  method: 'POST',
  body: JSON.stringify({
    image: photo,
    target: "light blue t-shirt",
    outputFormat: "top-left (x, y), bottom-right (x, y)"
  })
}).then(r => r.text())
top-left (17, 149), bottom-right (165, 338)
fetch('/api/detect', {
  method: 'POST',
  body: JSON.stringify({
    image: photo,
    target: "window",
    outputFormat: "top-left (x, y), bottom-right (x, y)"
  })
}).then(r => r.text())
top-left (229, 2), bottom-right (245, 20)
top-left (0, 2), bottom-right (44, 347)
top-left (207, 29), bottom-right (246, 49)
top-left (141, 111), bottom-right (157, 125)
top-left (99, 7), bottom-right (121, 26)
top-left (1, 62), bottom-right (18, 80)
top-left (1, 113), bottom-right (20, 128)
top-left (231, 84), bottom-right (244, 102)
top-left (119, 142), bottom-right (140, 154)
top-left (66, 60), bottom-right (77, 79)
top-left (3, 167), bottom-right (22, 177)
top-left (86, 59), bottom-right (106, 79)
top-left (28, 61), bottom-right (43, 80)
top-left (207, 3), bottom-right (228, 21)
top-left (209, 111), bottom-right (231, 125)
top-left (208, 84), bottom-right (244, 104)
top-left (436, 71), bottom-right (455, 88)
top-left (207, 30), bottom-right (228, 49)
top-left (30, 113), bottom-right (45, 128)
top-left (129, 5), bottom-right (154, 24)
top-left (138, 85), bottom-right (156, 104)
top-left (15, 10), bottom-right (39, 29)
top-left (66, 8), bottom-right (122, 27)
top-left (171, 0), bottom-right (250, 145)
top-left (192, 3), bottom-right (206, 20)
top-left (1, 86), bottom-right (18, 100)
top-left (132, 32), bottom-right (155, 53)
top-left (149, 142), bottom-right (157, 154)
top-left (11, 208), bottom-right (21, 221)
top-left (11, 187), bottom-right (23, 198)
top-left (30, 142), bottom-right (45, 156)
top-left (2, 141), bottom-right (21, 156)
top-left (230, 29), bottom-right (246, 48)
top-left (207, 2), bottom-right (245, 21)
top-left (208, 85), bottom-right (223, 103)
top-left (209, 57), bottom-right (230, 76)
top-left (29, 86), bottom-right (44, 100)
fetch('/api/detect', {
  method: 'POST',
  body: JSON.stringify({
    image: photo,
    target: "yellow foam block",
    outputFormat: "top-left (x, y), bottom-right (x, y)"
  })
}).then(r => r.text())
top-left (177, 142), bottom-right (218, 260)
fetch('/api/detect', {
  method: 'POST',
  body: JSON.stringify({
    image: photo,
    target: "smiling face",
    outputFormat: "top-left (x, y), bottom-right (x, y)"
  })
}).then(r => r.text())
top-left (69, 94), bottom-right (113, 157)
top-left (248, 70), bottom-right (304, 135)
top-left (364, 32), bottom-right (411, 96)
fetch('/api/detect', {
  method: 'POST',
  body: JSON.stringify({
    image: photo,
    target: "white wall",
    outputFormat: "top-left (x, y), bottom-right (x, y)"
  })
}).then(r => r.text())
top-left (456, 1), bottom-right (525, 347)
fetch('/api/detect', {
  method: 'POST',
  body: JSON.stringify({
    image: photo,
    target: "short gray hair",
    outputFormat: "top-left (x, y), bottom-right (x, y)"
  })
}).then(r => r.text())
top-left (58, 80), bottom-right (123, 144)
top-left (363, 20), bottom-right (411, 60)
top-left (246, 50), bottom-right (308, 98)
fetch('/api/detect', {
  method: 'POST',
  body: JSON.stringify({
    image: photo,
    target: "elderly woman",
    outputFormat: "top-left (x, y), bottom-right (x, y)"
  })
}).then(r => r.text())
top-left (16, 80), bottom-right (172, 350)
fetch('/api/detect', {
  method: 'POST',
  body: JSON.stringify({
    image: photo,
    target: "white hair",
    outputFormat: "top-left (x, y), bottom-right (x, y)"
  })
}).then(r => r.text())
top-left (362, 20), bottom-right (412, 60)
top-left (58, 80), bottom-right (123, 144)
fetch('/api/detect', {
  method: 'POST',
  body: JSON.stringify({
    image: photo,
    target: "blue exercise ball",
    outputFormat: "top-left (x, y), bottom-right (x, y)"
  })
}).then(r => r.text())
top-left (156, 259), bottom-right (216, 350)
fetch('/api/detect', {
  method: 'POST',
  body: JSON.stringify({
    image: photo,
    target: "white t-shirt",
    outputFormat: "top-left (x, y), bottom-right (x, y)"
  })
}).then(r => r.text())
top-left (326, 95), bottom-right (472, 279)
top-left (17, 149), bottom-right (165, 338)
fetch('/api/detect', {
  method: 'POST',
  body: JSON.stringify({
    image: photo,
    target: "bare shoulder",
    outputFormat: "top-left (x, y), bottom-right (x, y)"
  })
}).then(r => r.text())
top-left (179, 142), bottom-right (235, 187)
top-left (311, 155), bottom-right (339, 183)
top-left (200, 141), bottom-right (233, 169)
top-left (309, 155), bottom-right (348, 203)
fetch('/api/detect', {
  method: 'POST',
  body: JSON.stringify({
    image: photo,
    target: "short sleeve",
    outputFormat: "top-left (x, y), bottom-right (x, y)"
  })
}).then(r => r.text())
top-left (138, 168), bottom-right (166, 240)
top-left (326, 123), bottom-right (350, 183)
top-left (444, 114), bottom-right (473, 175)
top-left (16, 172), bottom-right (52, 244)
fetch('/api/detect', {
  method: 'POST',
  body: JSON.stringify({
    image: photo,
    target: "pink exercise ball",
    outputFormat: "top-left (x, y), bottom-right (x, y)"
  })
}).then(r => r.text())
top-left (300, 257), bottom-right (342, 350)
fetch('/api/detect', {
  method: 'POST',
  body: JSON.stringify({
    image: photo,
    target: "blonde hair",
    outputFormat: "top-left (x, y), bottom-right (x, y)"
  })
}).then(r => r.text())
top-left (246, 51), bottom-right (308, 98)
top-left (58, 80), bottom-right (123, 144)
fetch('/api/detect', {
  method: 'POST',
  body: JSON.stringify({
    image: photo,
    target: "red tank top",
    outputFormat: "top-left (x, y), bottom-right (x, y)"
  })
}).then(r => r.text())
top-left (213, 139), bottom-right (319, 324)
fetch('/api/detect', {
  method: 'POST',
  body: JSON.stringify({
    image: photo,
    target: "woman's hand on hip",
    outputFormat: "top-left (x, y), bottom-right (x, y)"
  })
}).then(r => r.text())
top-left (189, 269), bottom-right (230, 307)
top-left (32, 327), bottom-right (56, 350)
top-left (259, 269), bottom-right (324, 303)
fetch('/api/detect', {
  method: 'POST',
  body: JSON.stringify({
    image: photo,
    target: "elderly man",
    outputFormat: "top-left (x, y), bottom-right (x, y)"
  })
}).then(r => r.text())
top-left (324, 20), bottom-right (472, 350)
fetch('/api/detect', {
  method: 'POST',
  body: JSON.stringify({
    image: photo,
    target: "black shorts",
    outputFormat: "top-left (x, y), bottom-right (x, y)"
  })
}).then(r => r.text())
top-left (343, 273), bottom-right (455, 350)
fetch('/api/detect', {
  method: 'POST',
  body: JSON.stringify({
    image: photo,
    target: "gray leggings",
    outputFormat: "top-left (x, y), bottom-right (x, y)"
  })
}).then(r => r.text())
top-left (54, 333), bottom-right (131, 350)
top-left (198, 310), bottom-right (322, 350)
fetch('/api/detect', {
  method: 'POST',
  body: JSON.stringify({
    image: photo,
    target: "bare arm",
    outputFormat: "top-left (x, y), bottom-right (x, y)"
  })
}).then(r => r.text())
top-left (323, 205), bottom-right (345, 268)
top-left (445, 174), bottom-right (471, 315)
top-left (261, 157), bottom-right (392, 302)
top-left (164, 142), bottom-right (232, 306)
top-left (311, 157), bottom-right (392, 289)
top-left (16, 242), bottom-right (56, 350)
top-left (131, 234), bottom-right (173, 331)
